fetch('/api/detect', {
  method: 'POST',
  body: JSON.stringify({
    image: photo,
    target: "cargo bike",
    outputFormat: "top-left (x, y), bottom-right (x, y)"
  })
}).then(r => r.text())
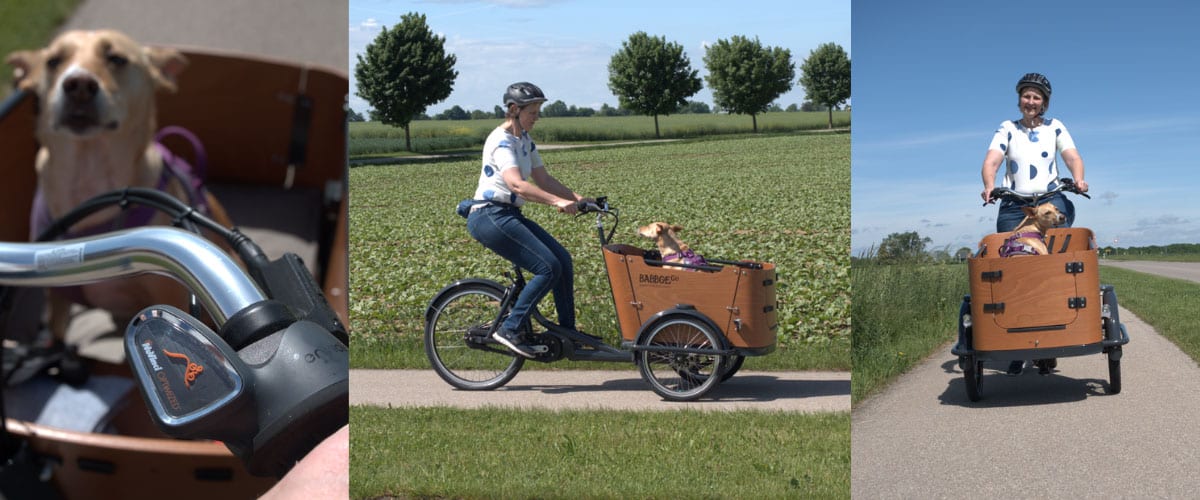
top-left (952, 179), bottom-right (1129, 402)
top-left (424, 198), bottom-right (778, 401)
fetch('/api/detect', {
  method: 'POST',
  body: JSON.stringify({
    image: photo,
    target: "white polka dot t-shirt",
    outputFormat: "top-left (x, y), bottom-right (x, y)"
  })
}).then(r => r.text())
top-left (472, 126), bottom-right (543, 208)
top-left (988, 117), bottom-right (1077, 195)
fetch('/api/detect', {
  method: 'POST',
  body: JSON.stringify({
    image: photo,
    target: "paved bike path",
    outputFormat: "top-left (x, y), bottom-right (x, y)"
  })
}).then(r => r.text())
top-left (351, 369), bottom-right (849, 413)
top-left (851, 306), bottom-right (1200, 498)
top-left (1102, 260), bottom-right (1200, 282)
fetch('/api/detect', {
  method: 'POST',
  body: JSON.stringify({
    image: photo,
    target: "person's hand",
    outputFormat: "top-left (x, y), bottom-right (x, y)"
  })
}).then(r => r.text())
top-left (981, 189), bottom-right (993, 204)
top-left (260, 425), bottom-right (348, 499)
top-left (1075, 179), bottom-right (1089, 193)
top-left (554, 199), bottom-right (578, 215)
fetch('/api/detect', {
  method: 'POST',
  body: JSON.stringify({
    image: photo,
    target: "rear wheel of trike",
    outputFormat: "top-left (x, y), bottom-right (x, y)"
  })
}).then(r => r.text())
top-left (425, 282), bottom-right (524, 390)
top-left (962, 355), bottom-right (983, 402)
top-left (635, 314), bottom-right (728, 401)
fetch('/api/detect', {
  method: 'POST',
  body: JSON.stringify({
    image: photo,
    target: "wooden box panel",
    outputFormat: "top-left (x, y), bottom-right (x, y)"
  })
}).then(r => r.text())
top-left (968, 228), bottom-right (1102, 351)
top-left (602, 245), bottom-right (776, 348)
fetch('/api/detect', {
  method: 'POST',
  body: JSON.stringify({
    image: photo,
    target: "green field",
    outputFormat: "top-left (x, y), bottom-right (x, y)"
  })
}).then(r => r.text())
top-left (850, 262), bottom-right (967, 403)
top-left (350, 406), bottom-right (850, 499)
top-left (1099, 266), bottom-right (1200, 361)
top-left (349, 111), bottom-right (850, 155)
top-left (349, 133), bottom-right (850, 371)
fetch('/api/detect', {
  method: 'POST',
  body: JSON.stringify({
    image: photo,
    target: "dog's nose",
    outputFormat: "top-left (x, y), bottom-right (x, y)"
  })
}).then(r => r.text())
top-left (62, 74), bottom-right (99, 102)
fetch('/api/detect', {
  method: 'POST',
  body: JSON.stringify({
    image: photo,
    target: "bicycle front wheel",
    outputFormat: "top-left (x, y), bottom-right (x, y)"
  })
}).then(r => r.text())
top-left (424, 282), bottom-right (524, 390)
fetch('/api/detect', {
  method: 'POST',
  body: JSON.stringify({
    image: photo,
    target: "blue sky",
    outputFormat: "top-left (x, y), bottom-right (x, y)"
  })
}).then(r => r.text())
top-left (348, 0), bottom-right (849, 116)
top-left (852, 1), bottom-right (1200, 255)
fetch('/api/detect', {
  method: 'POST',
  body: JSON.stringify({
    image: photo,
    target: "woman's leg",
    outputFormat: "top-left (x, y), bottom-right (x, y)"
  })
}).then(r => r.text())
top-left (467, 206), bottom-right (568, 334)
top-left (521, 219), bottom-right (576, 330)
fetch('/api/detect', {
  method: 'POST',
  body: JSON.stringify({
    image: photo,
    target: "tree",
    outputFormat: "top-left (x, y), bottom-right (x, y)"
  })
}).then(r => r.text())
top-left (354, 13), bottom-right (457, 151)
top-left (876, 231), bottom-right (932, 263)
top-left (347, 108), bottom-right (366, 122)
top-left (955, 247), bottom-right (973, 262)
top-left (703, 36), bottom-right (794, 132)
top-left (608, 32), bottom-right (702, 138)
top-left (799, 42), bottom-right (851, 129)
top-left (437, 105), bottom-right (469, 120)
top-left (542, 99), bottom-right (570, 117)
top-left (785, 103), bottom-right (799, 112)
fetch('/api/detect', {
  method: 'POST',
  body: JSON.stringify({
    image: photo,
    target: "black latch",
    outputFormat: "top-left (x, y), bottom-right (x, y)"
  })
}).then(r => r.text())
top-left (1068, 297), bottom-right (1087, 309)
top-left (983, 303), bottom-right (1005, 313)
top-left (1066, 262), bottom-right (1085, 274)
top-left (981, 271), bottom-right (1003, 281)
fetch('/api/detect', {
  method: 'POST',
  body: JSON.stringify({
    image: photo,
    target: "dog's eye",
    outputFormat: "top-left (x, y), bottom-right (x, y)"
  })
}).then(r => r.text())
top-left (46, 55), bottom-right (62, 70)
top-left (106, 54), bottom-right (128, 68)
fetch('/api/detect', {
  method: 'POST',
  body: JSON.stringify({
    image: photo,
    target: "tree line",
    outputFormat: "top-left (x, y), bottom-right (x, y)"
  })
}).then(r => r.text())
top-left (346, 99), bottom-right (835, 123)
top-left (355, 12), bottom-right (850, 151)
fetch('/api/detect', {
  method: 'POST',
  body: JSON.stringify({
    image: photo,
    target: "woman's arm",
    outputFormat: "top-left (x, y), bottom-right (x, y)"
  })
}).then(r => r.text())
top-left (501, 168), bottom-right (578, 213)
top-left (1061, 148), bottom-right (1088, 192)
top-left (980, 149), bottom-right (1004, 202)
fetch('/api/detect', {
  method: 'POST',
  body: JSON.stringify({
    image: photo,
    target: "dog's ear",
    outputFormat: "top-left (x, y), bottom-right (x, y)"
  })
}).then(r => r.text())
top-left (143, 46), bottom-right (187, 92)
top-left (670, 224), bottom-right (684, 233)
top-left (1021, 206), bottom-right (1037, 217)
top-left (6, 50), bottom-right (40, 92)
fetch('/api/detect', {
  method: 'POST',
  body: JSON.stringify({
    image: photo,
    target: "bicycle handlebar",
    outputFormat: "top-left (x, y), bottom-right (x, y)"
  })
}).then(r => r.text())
top-left (985, 178), bottom-right (1090, 206)
top-left (0, 227), bottom-right (263, 325)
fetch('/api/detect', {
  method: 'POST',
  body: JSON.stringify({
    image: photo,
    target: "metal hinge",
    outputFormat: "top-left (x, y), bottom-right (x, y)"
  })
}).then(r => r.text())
top-left (981, 270), bottom-right (1002, 281)
top-left (983, 303), bottom-right (1005, 313)
top-left (1066, 262), bottom-right (1085, 274)
top-left (1068, 297), bottom-right (1087, 309)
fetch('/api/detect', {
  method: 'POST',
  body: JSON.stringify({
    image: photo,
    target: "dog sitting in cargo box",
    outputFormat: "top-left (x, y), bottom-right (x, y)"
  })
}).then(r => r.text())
top-left (998, 202), bottom-right (1064, 257)
top-left (638, 222), bottom-right (709, 270)
top-left (7, 30), bottom-right (236, 342)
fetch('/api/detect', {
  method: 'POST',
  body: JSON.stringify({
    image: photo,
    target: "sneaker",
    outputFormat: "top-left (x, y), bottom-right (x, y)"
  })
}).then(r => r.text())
top-left (492, 328), bottom-right (537, 359)
top-left (1006, 360), bottom-right (1024, 376)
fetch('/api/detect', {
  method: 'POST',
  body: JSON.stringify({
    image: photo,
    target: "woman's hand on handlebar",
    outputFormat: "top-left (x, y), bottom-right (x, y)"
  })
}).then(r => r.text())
top-left (554, 199), bottom-right (579, 215)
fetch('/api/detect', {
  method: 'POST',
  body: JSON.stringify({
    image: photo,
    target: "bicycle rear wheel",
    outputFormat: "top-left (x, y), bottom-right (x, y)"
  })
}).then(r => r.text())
top-left (424, 282), bottom-right (524, 390)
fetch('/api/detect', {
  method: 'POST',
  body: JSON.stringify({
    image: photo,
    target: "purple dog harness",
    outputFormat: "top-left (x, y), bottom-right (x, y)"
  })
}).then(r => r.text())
top-left (29, 126), bottom-right (213, 305)
top-left (999, 231), bottom-right (1043, 257)
top-left (663, 249), bottom-right (708, 267)
top-left (29, 126), bottom-right (212, 240)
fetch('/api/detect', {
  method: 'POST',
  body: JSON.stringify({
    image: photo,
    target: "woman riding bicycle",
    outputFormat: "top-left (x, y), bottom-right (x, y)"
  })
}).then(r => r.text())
top-left (462, 82), bottom-right (592, 359)
top-left (979, 72), bottom-right (1090, 375)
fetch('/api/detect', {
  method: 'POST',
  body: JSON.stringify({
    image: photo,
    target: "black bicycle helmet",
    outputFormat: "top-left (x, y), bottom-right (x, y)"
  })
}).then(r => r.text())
top-left (503, 82), bottom-right (547, 107)
top-left (1016, 73), bottom-right (1052, 98)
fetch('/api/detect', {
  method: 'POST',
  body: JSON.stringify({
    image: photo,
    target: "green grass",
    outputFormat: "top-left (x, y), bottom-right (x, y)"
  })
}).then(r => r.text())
top-left (349, 111), bottom-right (850, 155)
top-left (0, 0), bottom-right (81, 94)
top-left (350, 406), bottom-right (850, 499)
top-left (850, 262), bottom-right (967, 404)
top-left (349, 133), bottom-right (850, 371)
top-left (1099, 265), bottom-right (1200, 360)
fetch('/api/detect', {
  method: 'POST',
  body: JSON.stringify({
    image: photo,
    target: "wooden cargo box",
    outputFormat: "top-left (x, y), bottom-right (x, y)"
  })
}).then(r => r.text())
top-left (968, 228), bottom-right (1102, 351)
top-left (601, 244), bottom-right (777, 350)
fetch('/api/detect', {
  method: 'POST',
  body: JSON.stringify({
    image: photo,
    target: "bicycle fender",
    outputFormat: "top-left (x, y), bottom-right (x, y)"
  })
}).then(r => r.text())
top-left (425, 278), bottom-right (504, 324)
top-left (634, 306), bottom-right (729, 349)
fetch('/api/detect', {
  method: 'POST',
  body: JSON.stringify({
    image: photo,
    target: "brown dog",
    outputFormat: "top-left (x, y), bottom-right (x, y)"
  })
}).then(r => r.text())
top-left (999, 203), bottom-right (1065, 257)
top-left (637, 222), bottom-right (709, 269)
top-left (7, 30), bottom-right (235, 338)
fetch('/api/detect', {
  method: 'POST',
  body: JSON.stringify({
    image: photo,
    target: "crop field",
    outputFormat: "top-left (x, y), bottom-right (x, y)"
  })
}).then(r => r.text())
top-left (349, 111), bottom-right (850, 155)
top-left (348, 132), bottom-right (850, 370)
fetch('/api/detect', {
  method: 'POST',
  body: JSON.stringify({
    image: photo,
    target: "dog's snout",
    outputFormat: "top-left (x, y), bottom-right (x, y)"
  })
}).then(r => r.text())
top-left (62, 74), bottom-right (99, 102)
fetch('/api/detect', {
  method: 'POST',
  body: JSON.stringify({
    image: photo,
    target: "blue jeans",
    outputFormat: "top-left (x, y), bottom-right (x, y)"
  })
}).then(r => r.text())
top-left (996, 192), bottom-right (1075, 232)
top-left (466, 204), bottom-right (575, 333)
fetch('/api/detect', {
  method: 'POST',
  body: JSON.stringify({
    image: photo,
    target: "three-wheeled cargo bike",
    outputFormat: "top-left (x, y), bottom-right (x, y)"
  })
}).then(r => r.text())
top-left (952, 182), bottom-right (1129, 401)
top-left (425, 198), bottom-right (778, 401)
